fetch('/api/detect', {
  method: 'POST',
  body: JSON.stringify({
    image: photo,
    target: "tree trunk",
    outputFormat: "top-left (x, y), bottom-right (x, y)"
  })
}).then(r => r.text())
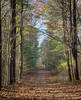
top-left (69, 0), bottom-right (72, 34)
top-left (72, 0), bottom-right (79, 80)
top-left (19, 0), bottom-right (23, 79)
top-left (10, 0), bottom-right (16, 84)
top-left (0, 0), bottom-right (2, 90)
top-left (62, 0), bottom-right (72, 81)
top-left (68, 0), bottom-right (75, 81)
top-left (66, 51), bottom-right (72, 81)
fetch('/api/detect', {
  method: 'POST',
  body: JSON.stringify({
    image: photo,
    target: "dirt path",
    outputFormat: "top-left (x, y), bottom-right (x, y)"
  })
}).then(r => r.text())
top-left (0, 68), bottom-right (81, 100)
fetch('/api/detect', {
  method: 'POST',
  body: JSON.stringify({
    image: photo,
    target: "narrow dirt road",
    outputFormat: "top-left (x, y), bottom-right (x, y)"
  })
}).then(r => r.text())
top-left (0, 68), bottom-right (81, 100)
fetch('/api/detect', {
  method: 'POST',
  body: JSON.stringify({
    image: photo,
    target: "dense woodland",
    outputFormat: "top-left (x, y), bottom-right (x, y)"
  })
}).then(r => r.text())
top-left (0, 0), bottom-right (81, 99)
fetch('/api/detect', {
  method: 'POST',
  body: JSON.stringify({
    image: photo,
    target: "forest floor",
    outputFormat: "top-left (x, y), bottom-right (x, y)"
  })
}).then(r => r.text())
top-left (0, 68), bottom-right (81, 100)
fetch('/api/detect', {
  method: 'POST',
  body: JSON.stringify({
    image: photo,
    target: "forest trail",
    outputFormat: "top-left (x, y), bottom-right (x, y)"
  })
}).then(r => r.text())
top-left (0, 68), bottom-right (81, 100)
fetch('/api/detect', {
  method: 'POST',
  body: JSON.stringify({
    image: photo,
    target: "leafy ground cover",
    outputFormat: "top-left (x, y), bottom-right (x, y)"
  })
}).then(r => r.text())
top-left (0, 68), bottom-right (81, 100)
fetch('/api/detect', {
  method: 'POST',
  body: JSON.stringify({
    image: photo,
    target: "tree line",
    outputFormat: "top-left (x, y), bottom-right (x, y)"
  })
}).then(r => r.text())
top-left (40, 0), bottom-right (81, 82)
top-left (0, 0), bottom-right (38, 90)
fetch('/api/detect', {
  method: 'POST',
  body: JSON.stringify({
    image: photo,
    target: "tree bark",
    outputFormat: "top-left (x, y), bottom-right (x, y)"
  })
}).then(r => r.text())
top-left (72, 0), bottom-right (79, 80)
top-left (66, 51), bottom-right (72, 81)
top-left (0, 0), bottom-right (2, 90)
top-left (69, 0), bottom-right (75, 81)
top-left (19, 0), bottom-right (23, 79)
top-left (10, 0), bottom-right (16, 84)
top-left (62, 0), bottom-right (72, 81)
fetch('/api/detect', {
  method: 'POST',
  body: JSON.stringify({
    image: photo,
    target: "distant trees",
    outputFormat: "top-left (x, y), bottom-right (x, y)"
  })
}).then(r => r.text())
top-left (23, 29), bottom-right (38, 69)
top-left (40, 39), bottom-right (65, 70)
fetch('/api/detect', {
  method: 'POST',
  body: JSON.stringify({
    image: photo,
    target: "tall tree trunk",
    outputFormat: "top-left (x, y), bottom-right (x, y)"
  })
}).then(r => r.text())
top-left (72, 0), bottom-right (79, 80)
top-left (10, 0), bottom-right (16, 84)
top-left (62, 0), bottom-right (72, 81)
top-left (0, 0), bottom-right (2, 90)
top-left (19, 0), bottom-right (23, 79)
top-left (69, 0), bottom-right (75, 81)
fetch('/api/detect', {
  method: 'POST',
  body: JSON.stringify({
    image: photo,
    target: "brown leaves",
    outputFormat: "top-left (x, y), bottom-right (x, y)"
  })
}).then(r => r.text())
top-left (0, 69), bottom-right (81, 100)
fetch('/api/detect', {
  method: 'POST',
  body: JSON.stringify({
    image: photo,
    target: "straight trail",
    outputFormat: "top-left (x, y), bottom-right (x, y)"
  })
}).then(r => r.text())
top-left (0, 68), bottom-right (81, 100)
